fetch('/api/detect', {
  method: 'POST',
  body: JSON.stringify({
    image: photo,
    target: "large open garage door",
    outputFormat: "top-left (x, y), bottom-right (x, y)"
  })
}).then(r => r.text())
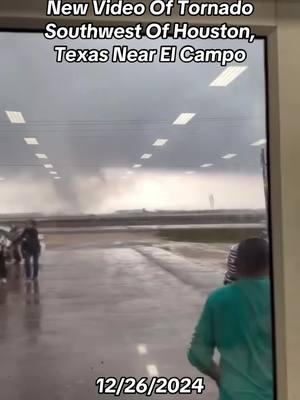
top-left (0, 33), bottom-right (272, 400)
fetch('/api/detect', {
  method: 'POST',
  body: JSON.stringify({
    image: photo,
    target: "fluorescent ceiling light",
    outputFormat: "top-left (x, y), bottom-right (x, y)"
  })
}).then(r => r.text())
top-left (201, 163), bottom-right (214, 168)
top-left (137, 344), bottom-right (148, 355)
top-left (36, 153), bottom-right (48, 159)
top-left (141, 154), bottom-right (152, 159)
top-left (44, 164), bottom-right (54, 169)
top-left (146, 364), bottom-right (159, 378)
top-left (222, 153), bottom-right (237, 159)
top-left (133, 164), bottom-right (142, 168)
top-left (54, 176), bottom-right (61, 180)
top-left (153, 139), bottom-right (168, 147)
top-left (251, 139), bottom-right (267, 146)
top-left (185, 171), bottom-right (195, 175)
top-left (24, 137), bottom-right (39, 145)
top-left (49, 171), bottom-right (58, 175)
top-left (0, 177), bottom-right (5, 181)
top-left (6, 111), bottom-right (26, 124)
top-left (173, 113), bottom-right (195, 125)
top-left (210, 66), bottom-right (248, 87)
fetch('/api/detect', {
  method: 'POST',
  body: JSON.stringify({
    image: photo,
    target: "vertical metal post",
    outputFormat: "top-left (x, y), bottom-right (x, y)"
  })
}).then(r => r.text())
top-left (261, 147), bottom-right (268, 220)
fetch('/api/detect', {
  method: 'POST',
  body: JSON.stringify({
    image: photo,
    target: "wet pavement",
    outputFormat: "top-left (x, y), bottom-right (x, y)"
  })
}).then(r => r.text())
top-left (0, 238), bottom-right (227, 399)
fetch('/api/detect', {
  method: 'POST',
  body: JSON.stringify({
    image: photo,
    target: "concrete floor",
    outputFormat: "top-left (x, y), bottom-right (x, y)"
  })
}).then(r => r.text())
top-left (0, 236), bottom-right (227, 399)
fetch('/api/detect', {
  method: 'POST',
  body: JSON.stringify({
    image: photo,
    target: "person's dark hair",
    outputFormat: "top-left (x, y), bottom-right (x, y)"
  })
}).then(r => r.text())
top-left (237, 237), bottom-right (269, 277)
top-left (29, 219), bottom-right (37, 228)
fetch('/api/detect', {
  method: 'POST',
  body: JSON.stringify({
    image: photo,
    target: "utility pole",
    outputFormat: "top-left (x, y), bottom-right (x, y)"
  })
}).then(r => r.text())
top-left (260, 148), bottom-right (268, 212)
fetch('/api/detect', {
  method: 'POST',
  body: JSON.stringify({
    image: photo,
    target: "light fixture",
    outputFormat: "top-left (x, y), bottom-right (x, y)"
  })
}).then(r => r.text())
top-left (24, 137), bottom-right (39, 145)
top-left (141, 154), bottom-right (152, 159)
top-left (36, 153), bottom-right (48, 159)
top-left (251, 139), bottom-right (267, 146)
top-left (49, 171), bottom-right (58, 175)
top-left (147, 364), bottom-right (159, 378)
top-left (185, 171), bottom-right (195, 175)
top-left (173, 113), bottom-right (195, 125)
top-left (201, 163), bottom-right (214, 168)
top-left (210, 66), bottom-right (248, 87)
top-left (127, 171), bottom-right (134, 175)
top-left (44, 164), bottom-right (54, 169)
top-left (133, 164), bottom-right (142, 168)
top-left (222, 153), bottom-right (237, 159)
top-left (137, 344), bottom-right (148, 355)
top-left (6, 111), bottom-right (26, 124)
top-left (153, 139), bottom-right (168, 147)
top-left (54, 176), bottom-right (61, 180)
top-left (0, 177), bottom-right (5, 181)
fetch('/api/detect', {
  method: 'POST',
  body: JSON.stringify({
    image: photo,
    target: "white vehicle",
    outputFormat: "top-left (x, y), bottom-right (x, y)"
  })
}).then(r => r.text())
top-left (38, 233), bottom-right (46, 253)
top-left (0, 226), bottom-right (12, 247)
top-left (0, 230), bottom-right (10, 257)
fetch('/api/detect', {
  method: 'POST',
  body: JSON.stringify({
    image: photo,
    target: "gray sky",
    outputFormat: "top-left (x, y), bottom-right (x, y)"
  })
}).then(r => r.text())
top-left (0, 33), bottom-right (267, 214)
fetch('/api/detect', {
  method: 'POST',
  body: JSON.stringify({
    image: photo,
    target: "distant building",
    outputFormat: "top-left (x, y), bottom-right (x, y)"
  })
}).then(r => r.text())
top-left (115, 208), bottom-right (149, 215)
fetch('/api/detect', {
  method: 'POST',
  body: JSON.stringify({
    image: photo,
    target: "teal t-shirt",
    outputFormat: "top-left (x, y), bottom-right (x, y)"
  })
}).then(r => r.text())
top-left (188, 278), bottom-right (274, 400)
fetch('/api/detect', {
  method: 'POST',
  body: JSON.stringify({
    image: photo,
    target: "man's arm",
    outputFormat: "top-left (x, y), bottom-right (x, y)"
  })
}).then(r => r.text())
top-left (187, 298), bottom-right (220, 385)
top-left (19, 228), bottom-right (26, 240)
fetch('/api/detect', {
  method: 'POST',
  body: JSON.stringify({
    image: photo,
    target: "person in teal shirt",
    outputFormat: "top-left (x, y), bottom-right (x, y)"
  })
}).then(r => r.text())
top-left (188, 237), bottom-right (274, 400)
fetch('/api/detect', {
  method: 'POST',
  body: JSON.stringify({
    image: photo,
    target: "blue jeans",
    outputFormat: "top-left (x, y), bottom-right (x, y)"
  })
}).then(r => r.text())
top-left (24, 252), bottom-right (39, 280)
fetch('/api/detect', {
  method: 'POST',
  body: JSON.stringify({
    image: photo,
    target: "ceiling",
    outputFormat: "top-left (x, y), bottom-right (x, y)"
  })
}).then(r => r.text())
top-left (0, 32), bottom-right (267, 213)
top-left (0, 34), bottom-right (266, 173)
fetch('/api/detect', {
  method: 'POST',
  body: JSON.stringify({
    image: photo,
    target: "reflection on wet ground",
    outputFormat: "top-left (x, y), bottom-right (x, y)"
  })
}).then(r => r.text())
top-left (0, 237), bottom-right (227, 399)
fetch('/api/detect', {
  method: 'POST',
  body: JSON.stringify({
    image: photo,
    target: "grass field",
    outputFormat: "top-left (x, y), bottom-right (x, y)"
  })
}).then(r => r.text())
top-left (159, 227), bottom-right (264, 243)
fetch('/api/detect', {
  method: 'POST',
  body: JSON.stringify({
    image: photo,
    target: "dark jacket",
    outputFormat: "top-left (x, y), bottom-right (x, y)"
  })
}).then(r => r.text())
top-left (0, 238), bottom-right (6, 260)
top-left (21, 227), bottom-right (40, 254)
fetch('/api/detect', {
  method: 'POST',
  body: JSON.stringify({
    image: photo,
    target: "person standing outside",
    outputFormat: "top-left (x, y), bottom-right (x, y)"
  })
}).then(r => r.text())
top-left (187, 237), bottom-right (274, 400)
top-left (21, 220), bottom-right (41, 282)
top-left (0, 234), bottom-right (8, 283)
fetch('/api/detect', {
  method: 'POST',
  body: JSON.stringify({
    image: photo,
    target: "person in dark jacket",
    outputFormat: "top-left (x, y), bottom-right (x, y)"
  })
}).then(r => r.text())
top-left (21, 220), bottom-right (41, 282)
top-left (0, 235), bottom-right (8, 283)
